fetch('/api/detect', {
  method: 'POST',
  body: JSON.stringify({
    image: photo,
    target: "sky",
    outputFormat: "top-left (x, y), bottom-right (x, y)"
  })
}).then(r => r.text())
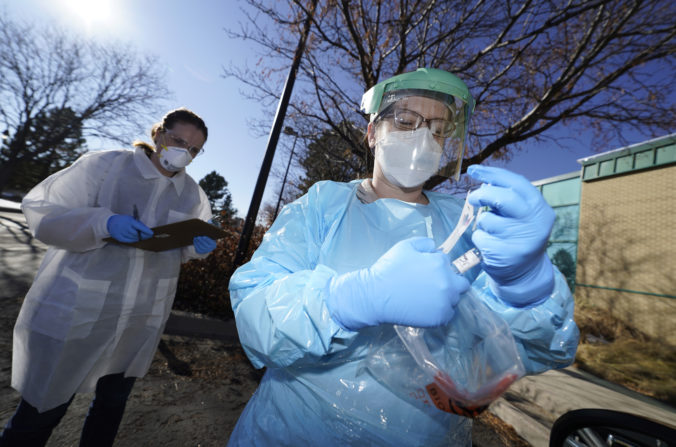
top-left (1, 0), bottom-right (667, 218)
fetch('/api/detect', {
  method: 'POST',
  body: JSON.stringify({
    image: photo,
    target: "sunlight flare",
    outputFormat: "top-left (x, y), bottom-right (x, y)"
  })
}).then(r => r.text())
top-left (63, 0), bottom-right (113, 28)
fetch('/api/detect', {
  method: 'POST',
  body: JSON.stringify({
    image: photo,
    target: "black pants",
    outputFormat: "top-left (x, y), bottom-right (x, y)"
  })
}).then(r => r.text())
top-left (0, 373), bottom-right (136, 447)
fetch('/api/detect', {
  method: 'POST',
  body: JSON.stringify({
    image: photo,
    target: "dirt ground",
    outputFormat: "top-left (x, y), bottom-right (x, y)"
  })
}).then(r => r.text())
top-left (47, 336), bottom-right (262, 447)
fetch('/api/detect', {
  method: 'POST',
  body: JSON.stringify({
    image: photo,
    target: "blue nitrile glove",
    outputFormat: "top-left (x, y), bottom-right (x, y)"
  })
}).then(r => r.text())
top-left (107, 215), bottom-right (153, 243)
top-left (193, 236), bottom-right (217, 254)
top-left (326, 237), bottom-right (470, 331)
top-left (467, 165), bottom-right (556, 306)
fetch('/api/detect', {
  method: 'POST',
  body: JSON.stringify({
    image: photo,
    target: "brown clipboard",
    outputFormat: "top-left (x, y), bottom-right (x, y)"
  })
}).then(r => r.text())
top-left (103, 219), bottom-right (227, 252)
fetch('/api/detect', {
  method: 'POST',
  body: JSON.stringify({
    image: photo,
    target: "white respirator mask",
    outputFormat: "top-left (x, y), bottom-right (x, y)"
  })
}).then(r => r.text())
top-left (376, 127), bottom-right (442, 188)
top-left (158, 145), bottom-right (193, 172)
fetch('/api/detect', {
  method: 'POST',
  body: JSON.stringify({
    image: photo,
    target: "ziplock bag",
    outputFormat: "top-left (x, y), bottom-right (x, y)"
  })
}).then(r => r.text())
top-left (364, 194), bottom-right (525, 417)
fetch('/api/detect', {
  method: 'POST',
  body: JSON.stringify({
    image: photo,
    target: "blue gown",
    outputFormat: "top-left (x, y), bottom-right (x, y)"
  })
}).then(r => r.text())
top-left (228, 180), bottom-right (579, 446)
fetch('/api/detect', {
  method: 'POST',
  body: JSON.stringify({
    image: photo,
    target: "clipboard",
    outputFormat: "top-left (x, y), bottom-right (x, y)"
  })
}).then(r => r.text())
top-left (104, 219), bottom-right (227, 252)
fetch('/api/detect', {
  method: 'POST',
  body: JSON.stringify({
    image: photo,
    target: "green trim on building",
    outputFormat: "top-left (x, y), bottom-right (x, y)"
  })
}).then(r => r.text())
top-left (575, 283), bottom-right (676, 300)
top-left (578, 133), bottom-right (676, 182)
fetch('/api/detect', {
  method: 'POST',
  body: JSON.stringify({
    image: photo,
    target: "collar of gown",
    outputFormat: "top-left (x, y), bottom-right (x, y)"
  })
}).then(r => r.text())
top-left (133, 146), bottom-right (185, 196)
top-left (357, 178), bottom-right (428, 205)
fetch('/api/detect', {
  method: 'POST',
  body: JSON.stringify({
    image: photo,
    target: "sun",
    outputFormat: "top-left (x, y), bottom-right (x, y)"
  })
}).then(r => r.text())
top-left (63, 0), bottom-right (112, 28)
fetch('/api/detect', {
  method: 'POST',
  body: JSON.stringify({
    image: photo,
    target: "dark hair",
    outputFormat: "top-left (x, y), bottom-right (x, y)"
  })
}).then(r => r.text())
top-left (133, 107), bottom-right (208, 155)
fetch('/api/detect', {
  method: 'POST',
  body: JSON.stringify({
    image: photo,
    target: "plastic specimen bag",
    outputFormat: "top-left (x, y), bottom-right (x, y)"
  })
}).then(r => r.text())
top-left (364, 193), bottom-right (525, 417)
top-left (365, 289), bottom-right (525, 417)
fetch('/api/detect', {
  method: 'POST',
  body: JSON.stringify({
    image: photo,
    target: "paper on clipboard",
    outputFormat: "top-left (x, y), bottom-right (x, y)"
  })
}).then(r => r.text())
top-left (103, 219), bottom-right (227, 252)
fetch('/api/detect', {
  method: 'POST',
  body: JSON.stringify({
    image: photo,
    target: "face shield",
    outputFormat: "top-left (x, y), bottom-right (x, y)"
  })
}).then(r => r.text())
top-left (362, 68), bottom-right (475, 182)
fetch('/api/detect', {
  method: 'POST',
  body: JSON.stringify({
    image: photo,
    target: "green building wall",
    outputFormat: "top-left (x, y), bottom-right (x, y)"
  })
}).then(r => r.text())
top-left (534, 171), bottom-right (581, 292)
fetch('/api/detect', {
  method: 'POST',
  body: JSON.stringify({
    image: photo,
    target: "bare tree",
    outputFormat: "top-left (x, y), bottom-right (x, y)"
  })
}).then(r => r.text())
top-left (225, 0), bottom-right (675, 193)
top-left (0, 15), bottom-right (171, 194)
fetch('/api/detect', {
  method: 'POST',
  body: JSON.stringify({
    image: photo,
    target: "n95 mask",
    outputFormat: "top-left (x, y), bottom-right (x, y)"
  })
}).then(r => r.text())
top-left (158, 146), bottom-right (193, 172)
top-left (376, 127), bottom-right (442, 188)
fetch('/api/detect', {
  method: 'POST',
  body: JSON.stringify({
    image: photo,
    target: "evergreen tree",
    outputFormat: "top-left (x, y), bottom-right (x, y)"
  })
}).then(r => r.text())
top-left (199, 171), bottom-right (237, 226)
top-left (293, 121), bottom-right (371, 198)
top-left (1, 107), bottom-right (86, 192)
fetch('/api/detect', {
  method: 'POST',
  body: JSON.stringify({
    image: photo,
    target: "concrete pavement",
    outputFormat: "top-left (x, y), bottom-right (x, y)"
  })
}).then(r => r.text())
top-left (164, 310), bottom-right (239, 342)
top-left (489, 366), bottom-right (676, 446)
top-left (0, 198), bottom-right (21, 212)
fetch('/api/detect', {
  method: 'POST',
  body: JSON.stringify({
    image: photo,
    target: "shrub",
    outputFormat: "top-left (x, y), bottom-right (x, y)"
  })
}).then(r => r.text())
top-left (174, 221), bottom-right (267, 320)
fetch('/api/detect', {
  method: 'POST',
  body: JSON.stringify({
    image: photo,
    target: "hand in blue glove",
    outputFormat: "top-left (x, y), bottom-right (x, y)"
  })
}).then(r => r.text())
top-left (326, 237), bottom-right (470, 331)
top-left (193, 235), bottom-right (217, 254)
top-left (467, 165), bottom-right (555, 306)
top-left (107, 215), bottom-right (153, 243)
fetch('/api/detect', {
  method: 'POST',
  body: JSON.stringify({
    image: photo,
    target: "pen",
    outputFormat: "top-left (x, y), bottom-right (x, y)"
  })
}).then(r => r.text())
top-left (133, 204), bottom-right (141, 241)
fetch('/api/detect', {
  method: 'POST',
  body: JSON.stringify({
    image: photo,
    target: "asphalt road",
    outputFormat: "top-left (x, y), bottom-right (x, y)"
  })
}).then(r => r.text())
top-left (0, 209), bottom-right (46, 298)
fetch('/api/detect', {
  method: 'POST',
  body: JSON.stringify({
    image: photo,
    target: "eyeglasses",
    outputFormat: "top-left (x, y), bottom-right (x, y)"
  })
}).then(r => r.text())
top-left (376, 105), bottom-right (456, 138)
top-left (162, 130), bottom-right (204, 157)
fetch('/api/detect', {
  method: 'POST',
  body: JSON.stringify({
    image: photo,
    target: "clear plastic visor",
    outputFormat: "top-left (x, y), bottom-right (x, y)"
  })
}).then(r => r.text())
top-left (373, 92), bottom-right (471, 181)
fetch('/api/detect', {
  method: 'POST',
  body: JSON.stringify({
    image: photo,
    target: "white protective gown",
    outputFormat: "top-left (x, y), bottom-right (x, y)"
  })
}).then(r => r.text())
top-left (13, 147), bottom-right (211, 412)
top-left (228, 179), bottom-right (579, 446)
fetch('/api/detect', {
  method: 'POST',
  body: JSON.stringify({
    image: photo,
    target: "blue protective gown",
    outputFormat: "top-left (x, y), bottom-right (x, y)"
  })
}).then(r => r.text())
top-left (228, 180), bottom-right (579, 446)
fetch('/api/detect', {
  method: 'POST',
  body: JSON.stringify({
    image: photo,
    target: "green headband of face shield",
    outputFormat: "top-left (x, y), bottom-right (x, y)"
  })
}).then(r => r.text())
top-left (361, 68), bottom-right (475, 115)
top-left (361, 68), bottom-right (476, 181)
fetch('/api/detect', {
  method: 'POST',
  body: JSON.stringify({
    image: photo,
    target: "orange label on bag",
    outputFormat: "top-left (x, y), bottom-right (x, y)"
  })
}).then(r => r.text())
top-left (425, 382), bottom-right (488, 417)
top-left (425, 372), bottom-right (518, 418)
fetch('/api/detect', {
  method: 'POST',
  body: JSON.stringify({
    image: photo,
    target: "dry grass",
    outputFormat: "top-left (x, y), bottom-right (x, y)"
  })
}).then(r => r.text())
top-left (472, 412), bottom-right (531, 447)
top-left (574, 304), bottom-right (676, 406)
